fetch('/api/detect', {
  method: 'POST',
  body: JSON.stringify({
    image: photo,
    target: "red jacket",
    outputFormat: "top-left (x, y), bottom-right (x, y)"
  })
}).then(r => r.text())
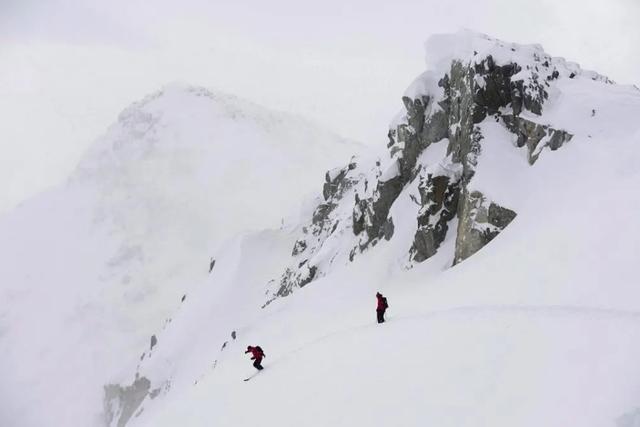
top-left (376, 294), bottom-right (388, 311)
top-left (245, 346), bottom-right (265, 360)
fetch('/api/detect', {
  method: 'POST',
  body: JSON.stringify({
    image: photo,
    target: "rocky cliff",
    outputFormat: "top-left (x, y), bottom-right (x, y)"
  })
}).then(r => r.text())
top-left (271, 30), bottom-right (612, 299)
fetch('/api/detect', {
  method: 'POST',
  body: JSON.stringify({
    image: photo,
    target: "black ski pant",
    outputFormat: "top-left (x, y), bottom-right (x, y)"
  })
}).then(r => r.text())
top-left (253, 358), bottom-right (264, 370)
top-left (377, 309), bottom-right (386, 324)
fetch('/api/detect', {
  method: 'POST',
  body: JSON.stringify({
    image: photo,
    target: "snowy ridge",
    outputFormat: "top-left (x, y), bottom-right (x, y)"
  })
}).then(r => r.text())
top-left (0, 85), bottom-right (357, 427)
top-left (117, 31), bottom-right (640, 427)
top-left (420, 30), bottom-right (612, 90)
top-left (270, 30), bottom-right (630, 298)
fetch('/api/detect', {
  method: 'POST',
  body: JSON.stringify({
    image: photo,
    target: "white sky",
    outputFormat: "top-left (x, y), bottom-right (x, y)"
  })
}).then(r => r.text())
top-left (1, 0), bottom-right (639, 214)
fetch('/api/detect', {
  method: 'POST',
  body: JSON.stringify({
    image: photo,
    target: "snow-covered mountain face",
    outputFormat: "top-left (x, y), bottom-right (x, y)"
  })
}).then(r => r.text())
top-left (272, 31), bottom-right (617, 298)
top-left (0, 84), bottom-right (358, 427)
top-left (116, 32), bottom-right (640, 427)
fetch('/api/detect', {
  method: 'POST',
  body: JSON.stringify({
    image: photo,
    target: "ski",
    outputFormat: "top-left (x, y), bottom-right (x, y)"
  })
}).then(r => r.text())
top-left (243, 373), bottom-right (259, 382)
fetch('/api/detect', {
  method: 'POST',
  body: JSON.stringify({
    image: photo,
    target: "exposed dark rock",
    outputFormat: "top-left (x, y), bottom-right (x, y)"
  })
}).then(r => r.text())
top-left (103, 376), bottom-right (151, 427)
top-left (323, 169), bottom-right (347, 200)
top-left (454, 190), bottom-right (516, 264)
top-left (275, 263), bottom-right (318, 298)
top-left (383, 217), bottom-right (395, 241)
top-left (150, 335), bottom-right (157, 351)
top-left (322, 160), bottom-right (359, 201)
top-left (397, 96), bottom-right (430, 177)
top-left (410, 174), bottom-right (461, 262)
top-left (352, 193), bottom-right (367, 236)
top-left (299, 265), bottom-right (317, 287)
top-left (292, 239), bottom-right (307, 256)
top-left (488, 202), bottom-right (517, 229)
top-left (269, 39), bottom-right (586, 298)
top-left (312, 203), bottom-right (336, 226)
top-left (502, 114), bottom-right (573, 164)
top-left (350, 170), bottom-right (405, 259)
top-left (472, 56), bottom-right (521, 121)
top-left (368, 176), bottom-right (403, 242)
top-left (441, 61), bottom-right (485, 197)
top-left (390, 94), bottom-right (449, 181)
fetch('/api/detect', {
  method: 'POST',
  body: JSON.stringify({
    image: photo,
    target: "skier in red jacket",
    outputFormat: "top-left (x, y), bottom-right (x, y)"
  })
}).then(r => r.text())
top-left (245, 345), bottom-right (265, 370)
top-left (376, 292), bottom-right (389, 324)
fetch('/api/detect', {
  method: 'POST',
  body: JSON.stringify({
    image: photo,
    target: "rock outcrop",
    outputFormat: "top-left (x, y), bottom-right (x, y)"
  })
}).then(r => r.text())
top-left (104, 376), bottom-right (152, 427)
top-left (270, 31), bottom-right (612, 299)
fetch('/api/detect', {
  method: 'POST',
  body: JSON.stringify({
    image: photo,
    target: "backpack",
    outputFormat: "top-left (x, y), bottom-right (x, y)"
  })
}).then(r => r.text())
top-left (255, 346), bottom-right (265, 357)
top-left (383, 297), bottom-right (389, 309)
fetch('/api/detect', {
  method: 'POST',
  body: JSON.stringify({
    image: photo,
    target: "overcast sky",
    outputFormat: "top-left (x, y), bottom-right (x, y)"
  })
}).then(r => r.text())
top-left (1, 0), bottom-right (639, 214)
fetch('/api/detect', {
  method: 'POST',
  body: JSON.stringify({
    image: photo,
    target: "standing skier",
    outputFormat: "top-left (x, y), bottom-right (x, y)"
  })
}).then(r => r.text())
top-left (376, 292), bottom-right (389, 324)
top-left (245, 345), bottom-right (265, 370)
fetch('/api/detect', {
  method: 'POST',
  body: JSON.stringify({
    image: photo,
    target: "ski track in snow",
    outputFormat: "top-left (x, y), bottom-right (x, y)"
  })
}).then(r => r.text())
top-left (257, 303), bottom-right (640, 372)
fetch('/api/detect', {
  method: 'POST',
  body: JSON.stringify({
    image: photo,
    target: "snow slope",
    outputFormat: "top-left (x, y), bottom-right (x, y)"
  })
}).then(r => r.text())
top-left (0, 84), bottom-right (358, 427)
top-left (122, 32), bottom-right (640, 427)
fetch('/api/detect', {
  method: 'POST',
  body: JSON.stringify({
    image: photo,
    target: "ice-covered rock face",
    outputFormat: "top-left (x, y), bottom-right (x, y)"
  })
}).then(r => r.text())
top-left (272, 30), bottom-right (616, 298)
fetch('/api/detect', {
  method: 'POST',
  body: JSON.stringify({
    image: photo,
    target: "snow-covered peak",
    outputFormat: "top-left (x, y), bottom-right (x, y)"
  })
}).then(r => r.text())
top-left (0, 84), bottom-right (359, 427)
top-left (75, 83), bottom-right (351, 180)
top-left (405, 29), bottom-right (613, 101)
top-left (115, 83), bottom-right (301, 134)
top-left (428, 29), bottom-right (611, 82)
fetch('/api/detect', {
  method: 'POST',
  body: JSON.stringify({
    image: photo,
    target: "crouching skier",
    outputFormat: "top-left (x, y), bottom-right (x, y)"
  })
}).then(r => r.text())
top-left (376, 292), bottom-right (389, 324)
top-left (245, 345), bottom-right (265, 370)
